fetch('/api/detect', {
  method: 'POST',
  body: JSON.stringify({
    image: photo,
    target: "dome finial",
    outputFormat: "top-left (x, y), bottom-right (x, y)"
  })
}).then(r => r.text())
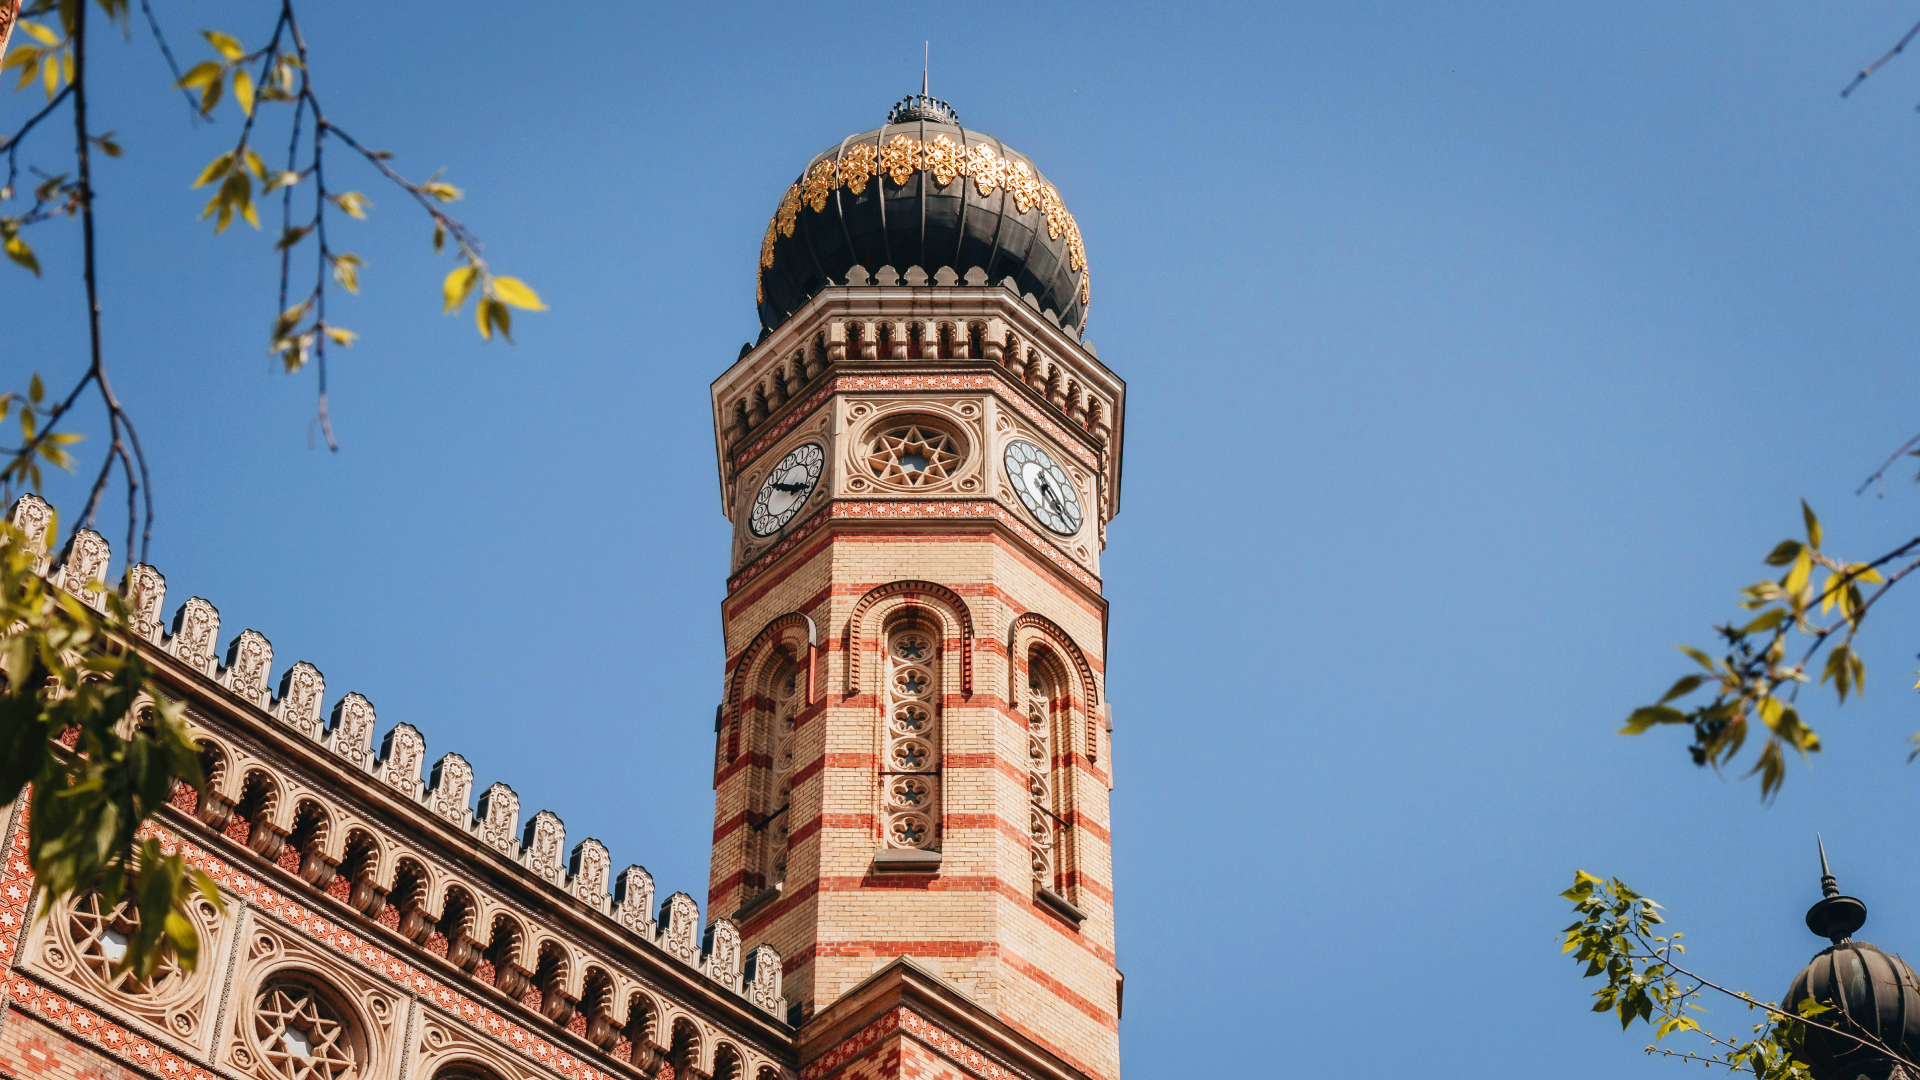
top-left (887, 46), bottom-right (959, 125)
top-left (1807, 834), bottom-right (1869, 944)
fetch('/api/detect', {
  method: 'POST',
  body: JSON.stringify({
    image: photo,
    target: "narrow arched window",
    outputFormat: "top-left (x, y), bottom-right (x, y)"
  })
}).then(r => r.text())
top-left (754, 657), bottom-right (801, 890)
top-left (1027, 648), bottom-right (1076, 898)
top-left (882, 624), bottom-right (940, 851)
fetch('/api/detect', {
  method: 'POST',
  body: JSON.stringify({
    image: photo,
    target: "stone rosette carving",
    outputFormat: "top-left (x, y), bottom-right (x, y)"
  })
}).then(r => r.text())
top-left (219, 630), bottom-right (274, 709)
top-left (376, 723), bottom-right (426, 800)
top-left (701, 918), bottom-right (743, 992)
top-left (326, 692), bottom-right (376, 769)
top-left (271, 661), bottom-right (325, 737)
top-left (424, 753), bottom-right (474, 828)
top-left (120, 563), bottom-right (167, 642)
top-left (53, 528), bottom-right (111, 610)
top-left (566, 838), bottom-right (612, 913)
top-left (658, 892), bottom-right (701, 967)
top-left (520, 810), bottom-right (566, 886)
top-left (743, 943), bottom-right (784, 1016)
top-left (6, 493), bottom-right (53, 572)
top-left (612, 865), bottom-right (656, 939)
top-left (475, 782), bottom-right (520, 856)
top-left (166, 598), bottom-right (221, 677)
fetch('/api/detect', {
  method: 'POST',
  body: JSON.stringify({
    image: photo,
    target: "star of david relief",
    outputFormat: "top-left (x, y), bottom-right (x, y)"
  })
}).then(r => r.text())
top-left (864, 423), bottom-right (962, 488)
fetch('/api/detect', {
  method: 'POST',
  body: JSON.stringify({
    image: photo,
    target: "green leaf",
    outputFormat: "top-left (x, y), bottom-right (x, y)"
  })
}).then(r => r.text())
top-left (1658, 675), bottom-right (1705, 704)
top-left (1621, 705), bottom-right (1687, 735)
top-left (322, 325), bottom-right (356, 347)
top-left (1802, 500), bottom-right (1822, 550)
top-left (202, 30), bottom-right (243, 61)
top-left (490, 276), bottom-right (546, 311)
top-left (1741, 608), bottom-right (1788, 635)
top-left (18, 21), bottom-right (60, 46)
top-left (1765, 539), bottom-right (1803, 567)
top-left (242, 147), bottom-right (266, 181)
top-left (1677, 645), bottom-right (1717, 673)
top-left (1785, 549), bottom-right (1813, 596)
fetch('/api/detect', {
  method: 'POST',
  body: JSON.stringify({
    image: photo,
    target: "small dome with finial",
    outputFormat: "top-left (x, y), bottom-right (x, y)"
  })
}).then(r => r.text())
top-left (1784, 838), bottom-right (1920, 1080)
top-left (752, 63), bottom-right (1089, 338)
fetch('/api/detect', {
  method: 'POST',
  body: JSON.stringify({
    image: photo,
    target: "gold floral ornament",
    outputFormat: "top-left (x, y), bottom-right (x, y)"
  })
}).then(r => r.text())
top-left (1006, 161), bottom-right (1041, 214)
top-left (882, 134), bottom-right (922, 187)
top-left (1040, 185), bottom-right (1071, 240)
top-left (802, 159), bottom-right (838, 213)
top-left (759, 215), bottom-right (779, 270)
top-left (1080, 265), bottom-right (1090, 305)
top-left (1065, 218), bottom-right (1086, 272)
top-left (923, 135), bottom-right (963, 188)
top-left (775, 184), bottom-right (801, 238)
top-left (965, 147), bottom-right (1003, 196)
top-left (841, 142), bottom-right (877, 195)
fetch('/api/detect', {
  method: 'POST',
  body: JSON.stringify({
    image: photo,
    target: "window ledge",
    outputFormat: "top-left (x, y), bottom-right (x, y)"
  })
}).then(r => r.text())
top-left (1036, 887), bottom-right (1086, 926)
top-left (733, 886), bottom-right (781, 921)
top-left (871, 848), bottom-right (942, 873)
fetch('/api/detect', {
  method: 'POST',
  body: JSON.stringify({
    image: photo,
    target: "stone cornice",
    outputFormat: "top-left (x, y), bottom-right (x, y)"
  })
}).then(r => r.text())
top-left (709, 287), bottom-right (1125, 521)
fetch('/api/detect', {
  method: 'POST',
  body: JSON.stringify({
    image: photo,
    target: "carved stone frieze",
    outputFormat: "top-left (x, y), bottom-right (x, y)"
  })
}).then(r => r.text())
top-left (475, 782), bottom-right (520, 856)
top-left (326, 693), bottom-right (377, 770)
top-left (376, 722), bottom-right (427, 799)
top-left (220, 629), bottom-right (274, 709)
top-left (166, 597), bottom-right (220, 678)
top-left (52, 528), bottom-right (111, 610)
top-left (520, 810), bottom-right (566, 886)
top-left (272, 661), bottom-right (326, 738)
top-left (425, 752), bottom-right (475, 829)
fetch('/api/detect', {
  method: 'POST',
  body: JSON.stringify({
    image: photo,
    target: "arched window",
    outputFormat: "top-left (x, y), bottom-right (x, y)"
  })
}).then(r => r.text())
top-left (882, 623), bottom-right (941, 851)
top-left (251, 976), bottom-right (363, 1080)
top-left (753, 656), bottom-right (802, 890)
top-left (1026, 647), bottom-right (1076, 898)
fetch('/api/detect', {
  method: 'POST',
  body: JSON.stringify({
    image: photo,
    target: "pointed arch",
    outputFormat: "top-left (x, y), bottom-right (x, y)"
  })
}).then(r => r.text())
top-left (845, 580), bottom-right (975, 697)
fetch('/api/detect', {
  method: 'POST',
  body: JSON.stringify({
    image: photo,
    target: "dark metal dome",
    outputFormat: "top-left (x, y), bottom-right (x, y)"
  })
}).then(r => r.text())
top-left (1784, 842), bottom-right (1920, 1080)
top-left (754, 102), bottom-right (1089, 337)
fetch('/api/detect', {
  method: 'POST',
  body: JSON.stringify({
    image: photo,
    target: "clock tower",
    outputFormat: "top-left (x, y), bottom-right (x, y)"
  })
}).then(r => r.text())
top-left (708, 90), bottom-right (1125, 1080)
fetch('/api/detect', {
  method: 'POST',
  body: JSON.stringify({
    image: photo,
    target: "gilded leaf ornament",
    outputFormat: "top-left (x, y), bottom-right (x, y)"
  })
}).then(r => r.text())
top-left (923, 134), bottom-right (962, 188)
top-left (1006, 161), bottom-right (1040, 214)
top-left (881, 134), bottom-right (921, 187)
top-left (801, 159), bottom-right (838, 212)
top-left (763, 136), bottom-right (1093, 311)
top-left (840, 142), bottom-right (876, 195)
top-left (965, 145), bottom-right (1004, 196)
top-left (1040, 185), bottom-right (1071, 240)
top-left (775, 184), bottom-right (801, 238)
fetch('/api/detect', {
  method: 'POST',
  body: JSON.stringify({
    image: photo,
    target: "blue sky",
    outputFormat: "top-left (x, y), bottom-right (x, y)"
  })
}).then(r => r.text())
top-left (11, 1), bottom-right (1920, 1075)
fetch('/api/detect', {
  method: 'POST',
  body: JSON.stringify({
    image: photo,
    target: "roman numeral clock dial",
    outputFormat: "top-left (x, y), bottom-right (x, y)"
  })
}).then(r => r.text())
top-left (1003, 439), bottom-right (1084, 536)
top-left (749, 443), bottom-right (825, 538)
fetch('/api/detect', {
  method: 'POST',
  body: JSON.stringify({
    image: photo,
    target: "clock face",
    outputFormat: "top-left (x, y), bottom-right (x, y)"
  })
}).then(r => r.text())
top-left (1003, 440), bottom-right (1083, 536)
top-left (749, 443), bottom-right (825, 537)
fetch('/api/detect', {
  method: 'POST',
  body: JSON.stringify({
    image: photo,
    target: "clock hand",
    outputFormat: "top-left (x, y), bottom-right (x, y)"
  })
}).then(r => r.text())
top-left (1038, 478), bottom-right (1067, 517)
top-left (771, 481), bottom-right (810, 493)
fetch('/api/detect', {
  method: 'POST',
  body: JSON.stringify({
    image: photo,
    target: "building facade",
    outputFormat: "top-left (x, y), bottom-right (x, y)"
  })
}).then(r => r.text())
top-left (0, 90), bottom-right (1124, 1080)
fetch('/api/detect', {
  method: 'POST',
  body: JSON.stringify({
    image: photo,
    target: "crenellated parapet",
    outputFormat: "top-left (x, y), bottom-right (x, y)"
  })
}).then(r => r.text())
top-left (2, 495), bottom-right (795, 1077)
top-left (711, 281), bottom-right (1125, 529)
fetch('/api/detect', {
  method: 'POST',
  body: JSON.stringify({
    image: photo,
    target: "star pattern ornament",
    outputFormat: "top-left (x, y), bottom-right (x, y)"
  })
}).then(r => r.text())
top-left (69, 893), bottom-right (183, 999)
top-left (254, 981), bottom-right (358, 1080)
top-left (865, 424), bottom-right (961, 488)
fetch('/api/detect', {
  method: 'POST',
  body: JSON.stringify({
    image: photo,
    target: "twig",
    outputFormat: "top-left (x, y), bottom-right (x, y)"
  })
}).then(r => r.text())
top-left (1855, 431), bottom-right (1920, 496)
top-left (1842, 17), bottom-right (1920, 97)
top-left (135, 0), bottom-right (199, 122)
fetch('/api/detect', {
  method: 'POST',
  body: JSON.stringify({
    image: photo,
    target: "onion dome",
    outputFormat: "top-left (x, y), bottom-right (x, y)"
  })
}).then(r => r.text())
top-left (1783, 840), bottom-right (1920, 1080)
top-left (754, 90), bottom-right (1090, 337)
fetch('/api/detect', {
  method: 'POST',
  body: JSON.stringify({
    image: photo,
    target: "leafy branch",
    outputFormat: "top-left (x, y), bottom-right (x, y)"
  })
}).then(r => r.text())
top-left (170, 0), bottom-right (543, 448)
top-left (0, 516), bottom-right (221, 983)
top-left (1617, 499), bottom-right (1920, 799)
top-left (1559, 871), bottom-right (1907, 1079)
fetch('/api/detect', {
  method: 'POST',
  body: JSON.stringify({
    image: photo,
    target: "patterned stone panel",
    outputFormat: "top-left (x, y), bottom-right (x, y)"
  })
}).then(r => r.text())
top-left (475, 783), bottom-right (520, 856)
top-left (118, 565), bottom-right (166, 644)
top-left (376, 723), bottom-right (427, 800)
top-left (271, 662), bottom-right (325, 738)
top-left (52, 530), bottom-right (111, 612)
top-left (0, 1008), bottom-right (151, 1080)
top-left (325, 693), bottom-right (377, 770)
top-left (164, 599), bottom-right (219, 678)
top-left (425, 753), bottom-right (475, 829)
top-left (520, 811), bottom-right (566, 887)
top-left (219, 630), bottom-right (274, 709)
